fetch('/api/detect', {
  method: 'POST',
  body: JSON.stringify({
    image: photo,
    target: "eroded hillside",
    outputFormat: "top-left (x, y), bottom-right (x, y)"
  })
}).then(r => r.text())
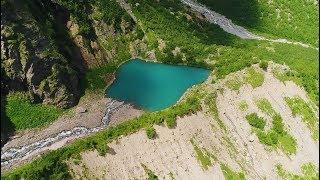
top-left (66, 65), bottom-right (319, 179)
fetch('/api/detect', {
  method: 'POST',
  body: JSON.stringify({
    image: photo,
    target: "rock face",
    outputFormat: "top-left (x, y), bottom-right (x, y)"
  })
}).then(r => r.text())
top-left (1, 0), bottom-right (144, 109)
top-left (1, 0), bottom-right (81, 108)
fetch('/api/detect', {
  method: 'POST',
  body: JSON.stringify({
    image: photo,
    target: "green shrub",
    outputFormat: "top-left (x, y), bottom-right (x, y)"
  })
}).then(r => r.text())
top-left (245, 113), bottom-right (266, 130)
top-left (255, 98), bottom-right (276, 117)
top-left (253, 113), bottom-right (297, 154)
top-left (272, 114), bottom-right (284, 135)
top-left (278, 133), bottom-right (297, 155)
top-left (256, 130), bottom-right (278, 146)
top-left (141, 164), bottom-right (158, 180)
top-left (301, 163), bottom-right (318, 177)
top-left (276, 163), bottom-right (318, 179)
top-left (95, 142), bottom-right (109, 156)
top-left (190, 139), bottom-right (213, 170)
top-left (146, 126), bottom-right (156, 139)
top-left (268, 130), bottom-right (279, 145)
top-left (205, 93), bottom-right (227, 132)
top-left (272, 69), bottom-right (303, 87)
top-left (220, 163), bottom-right (246, 180)
top-left (245, 67), bottom-right (264, 88)
top-left (225, 75), bottom-right (243, 91)
top-left (285, 96), bottom-right (318, 140)
top-left (259, 61), bottom-right (268, 71)
top-left (165, 116), bottom-right (176, 128)
top-left (238, 100), bottom-right (248, 111)
top-left (197, 0), bottom-right (319, 46)
top-left (5, 91), bottom-right (65, 129)
top-left (254, 98), bottom-right (297, 154)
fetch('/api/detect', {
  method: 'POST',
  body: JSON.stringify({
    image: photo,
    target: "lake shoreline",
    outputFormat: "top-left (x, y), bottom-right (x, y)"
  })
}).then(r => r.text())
top-left (106, 59), bottom-right (210, 111)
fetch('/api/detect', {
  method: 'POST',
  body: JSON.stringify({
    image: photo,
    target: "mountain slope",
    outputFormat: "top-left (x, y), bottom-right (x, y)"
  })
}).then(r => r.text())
top-left (1, 0), bottom-right (319, 179)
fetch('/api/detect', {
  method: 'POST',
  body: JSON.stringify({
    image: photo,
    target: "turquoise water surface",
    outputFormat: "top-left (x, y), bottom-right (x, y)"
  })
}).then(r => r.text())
top-left (106, 59), bottom-right (210, 111)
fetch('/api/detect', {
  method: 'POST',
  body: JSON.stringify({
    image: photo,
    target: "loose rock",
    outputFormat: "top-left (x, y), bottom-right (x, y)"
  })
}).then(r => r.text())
top-left (249, 134), bottom-right (255, 142)
top-left (76, 107), bottom-right (87, 114)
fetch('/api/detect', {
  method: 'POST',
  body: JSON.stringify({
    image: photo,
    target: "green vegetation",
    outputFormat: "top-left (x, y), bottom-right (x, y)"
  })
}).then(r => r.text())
top-left (255, 98), bottom-right (276, 117)
top-left (254, 114), bottom-right (297, 155)
top-left (277, 133), bottom-right (297, 155)
top-left (285, 96), bottom-right (318, 140)
top-left (57, 0), bottom-right (142, 92)
top-left (220, 163), bottom-right (245, 180)
top-left (5, 92), bottom-right (65, 129)
top-left (1, 0), bottom-right (140, 137)
top-left (238, 100), bottom-right (248, 111)
top-left (272, 114), bottom-right (284, 134)
top-left (83, 35), bottom-right (138, 91)
top-left (205, 93), bottom-right (227, 132)
top-left (276, 163), bottom-right (319, 180)
top-left (213, 42), bottom-right (318, 106)
top-left (84, 63), bottom-right (118, 90)
top-left (245, 113), bottom-right (266, 130)
top-left (222, 135), bottom-right (239, 157)
top-left (3, 88), bottom-right (203, 179)
top-left (244, 67), bottom-right (265, 88)
top-left (146, 126), bottom-right (157, 139)
top-left (210, 123), bottom-right (239, 159)
top-left (190, 139), bottom-right (216, 170)
top-left (252, 98), bottom-right (297, 155)
top-left (259, 61), bottom-right (268, 71)
top-left (165, 116), bottom-right (176, 128)
top-left (256, 130), bottom-right (279, 146)
top-left (95, 142), bottom-right (109, 156)
top-left (225, 75), bottom-right (243, 91)
top-left (141, 164), bottom-right (158, 180)
top-left (71, 154), bottom-right (82, 165)
top-left (273, 69), bottom-right (303, 88)
top-left (197, 0), bottom-right (319, 47)
top-left (191, 140), bottom-right (212, 170)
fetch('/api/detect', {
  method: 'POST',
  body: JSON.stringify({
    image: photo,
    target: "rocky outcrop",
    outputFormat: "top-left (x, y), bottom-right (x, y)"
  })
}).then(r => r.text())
top-left (1, 0), bottom-right (146, 108)
top-left (66, 19), bottom-right (107, 68)
top-left (1, 0), bottom-right (81, 108)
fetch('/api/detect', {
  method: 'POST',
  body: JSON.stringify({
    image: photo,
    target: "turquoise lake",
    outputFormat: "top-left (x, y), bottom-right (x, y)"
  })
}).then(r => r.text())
top-left (106, 59), bottom-right (210, 111)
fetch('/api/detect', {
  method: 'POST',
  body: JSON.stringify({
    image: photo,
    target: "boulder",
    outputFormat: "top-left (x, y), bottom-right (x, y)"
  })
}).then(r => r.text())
top-left (249, 134), bottom-right (255, 142)
top-left (76, 107), bottom-right (87, 114)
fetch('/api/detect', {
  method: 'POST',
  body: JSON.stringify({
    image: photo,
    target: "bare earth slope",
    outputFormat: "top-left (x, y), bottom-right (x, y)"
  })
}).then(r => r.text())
top-left (69, 68), bottom-right (319, 179)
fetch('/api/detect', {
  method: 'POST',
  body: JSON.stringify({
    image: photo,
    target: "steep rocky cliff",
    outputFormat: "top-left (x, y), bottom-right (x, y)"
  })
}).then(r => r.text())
top-left (1, 0), bottom-right (82, 108)
top-left (1, 0), bottom-right (145, 108)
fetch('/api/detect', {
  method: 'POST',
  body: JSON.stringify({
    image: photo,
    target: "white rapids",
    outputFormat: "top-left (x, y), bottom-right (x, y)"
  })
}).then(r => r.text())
top-left (1, 99), bottom-right (124, 168)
